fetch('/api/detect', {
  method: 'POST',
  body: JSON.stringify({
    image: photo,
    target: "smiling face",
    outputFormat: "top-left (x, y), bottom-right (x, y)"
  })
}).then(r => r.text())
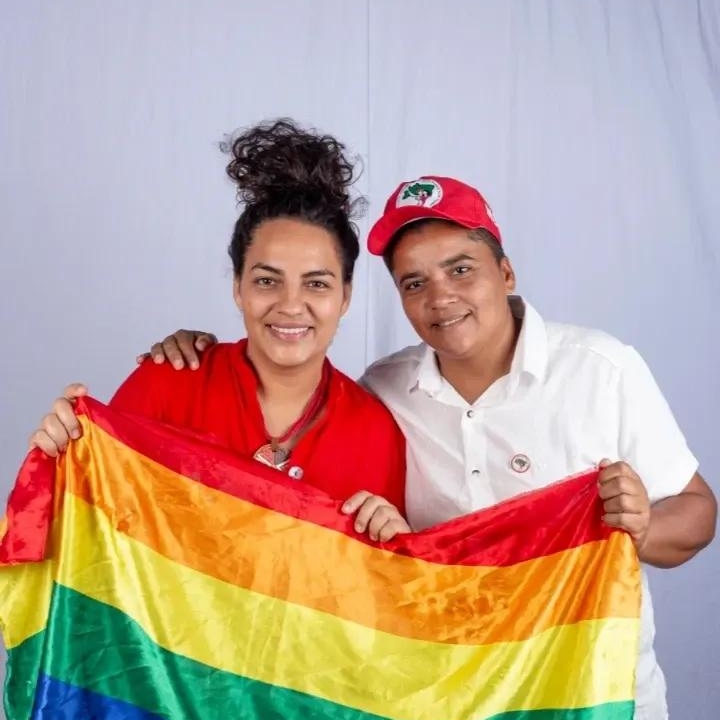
top-left (390, 220), bottom-right (516, 362)
top-left (234, 217), bottom-right (350, 371)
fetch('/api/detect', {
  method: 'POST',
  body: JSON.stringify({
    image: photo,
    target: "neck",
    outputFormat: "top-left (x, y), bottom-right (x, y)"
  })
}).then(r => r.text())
top-left (437, 306), bottom-right (520, 404)
top-left (246, 345), bottom-right (325, 405)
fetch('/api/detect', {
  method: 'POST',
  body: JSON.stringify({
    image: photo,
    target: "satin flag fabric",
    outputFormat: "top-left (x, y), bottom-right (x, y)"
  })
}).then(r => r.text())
top-left (0, 397), bottom-right (640, 719)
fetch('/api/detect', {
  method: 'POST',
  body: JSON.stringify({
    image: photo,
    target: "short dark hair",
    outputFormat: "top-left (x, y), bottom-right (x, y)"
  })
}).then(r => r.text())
top-left (382, 219), bottom-right (505, 273)
top-left (225, 118), bottom-right (363, 283)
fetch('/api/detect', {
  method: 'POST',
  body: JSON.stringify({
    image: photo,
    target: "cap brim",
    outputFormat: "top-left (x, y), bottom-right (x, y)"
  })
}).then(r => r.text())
top-left (367, 206), bottom-right (479, 255)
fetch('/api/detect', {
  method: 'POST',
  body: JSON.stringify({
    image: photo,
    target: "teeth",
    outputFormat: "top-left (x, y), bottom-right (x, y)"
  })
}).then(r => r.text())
top-left (437, 316), bottom-right (466, 328)
top-left (271, 326), bottom-right (309, 335)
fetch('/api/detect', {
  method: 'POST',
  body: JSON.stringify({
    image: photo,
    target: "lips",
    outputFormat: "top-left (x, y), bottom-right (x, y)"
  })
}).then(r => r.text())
top-left (270, 325), bottom-right (310, 335)
top-left (267, 324), bottom-right (312, 341)
top-left (432, 313), bottom-right (470, 329)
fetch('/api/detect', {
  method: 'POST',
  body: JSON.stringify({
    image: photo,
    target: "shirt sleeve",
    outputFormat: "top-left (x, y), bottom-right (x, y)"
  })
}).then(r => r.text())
top-left (617, 345), bottom-right (698, 503)
top-left (109, 360), bottom-right (173, 421)
top-left (367, 413), bottom-right (407, 515)
top-left (356, 372), bottom-right (376, 395)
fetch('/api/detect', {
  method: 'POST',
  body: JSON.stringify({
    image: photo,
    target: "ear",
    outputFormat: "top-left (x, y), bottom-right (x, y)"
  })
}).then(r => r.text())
top-left (500, 257), bottom-right (516, 294)
top-left (232, 275), bottom-right (243, 312)
top-left (340, 282), bottom-right (352, 317)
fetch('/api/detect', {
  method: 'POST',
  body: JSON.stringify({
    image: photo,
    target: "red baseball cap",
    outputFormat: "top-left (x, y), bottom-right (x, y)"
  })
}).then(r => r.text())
top-left (367, 175), bottom-right (501, 255)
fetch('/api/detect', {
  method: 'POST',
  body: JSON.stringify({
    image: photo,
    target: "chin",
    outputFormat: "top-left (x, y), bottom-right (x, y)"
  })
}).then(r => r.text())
top-left (264, 343), bottom-right (320, 369)
top-left (434, 338), bottom-right (478, 361)
top-left (415, 327), bottom-right (467, 355)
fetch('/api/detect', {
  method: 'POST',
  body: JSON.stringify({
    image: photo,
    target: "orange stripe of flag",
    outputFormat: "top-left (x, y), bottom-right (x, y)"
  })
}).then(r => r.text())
top-left (64, 416), bottom-right (639, 646)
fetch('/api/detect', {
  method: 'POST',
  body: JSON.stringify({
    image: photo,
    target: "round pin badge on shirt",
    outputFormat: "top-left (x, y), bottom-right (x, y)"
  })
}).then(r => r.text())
top-left (288, 466), bottom-right (304, 480)
top-left (510, 454), bottom-right (531, 473)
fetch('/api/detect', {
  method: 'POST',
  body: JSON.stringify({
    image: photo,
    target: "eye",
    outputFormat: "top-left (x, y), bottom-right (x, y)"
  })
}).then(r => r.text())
top-left (403, 280), bottom-right (423, 292)
top-left (254, 277), bottom-right (276, 287)
top-left (307, 280), bottom-right (330, 290)
top-left (452, 265), bottom-right (471, 275)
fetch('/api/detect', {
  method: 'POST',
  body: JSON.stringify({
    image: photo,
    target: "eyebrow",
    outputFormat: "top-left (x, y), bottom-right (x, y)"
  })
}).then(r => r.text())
top-left (250, 263), bottom-right (336, 279)
top-left (396, 253), bottom-right (476, 286)
top-left (439, 253), bottom-right (475, 268)
top-left (397, 270), bottom-right (422, 286)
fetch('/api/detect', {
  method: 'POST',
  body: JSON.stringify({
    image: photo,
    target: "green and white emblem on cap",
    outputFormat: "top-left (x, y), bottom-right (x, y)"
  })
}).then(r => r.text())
top-left (396, 179), bottom-right (443, 208)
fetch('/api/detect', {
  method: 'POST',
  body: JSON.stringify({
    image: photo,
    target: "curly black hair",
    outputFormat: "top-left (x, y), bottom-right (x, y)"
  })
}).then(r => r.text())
top-left (224, 118), bottom-right (364, 282)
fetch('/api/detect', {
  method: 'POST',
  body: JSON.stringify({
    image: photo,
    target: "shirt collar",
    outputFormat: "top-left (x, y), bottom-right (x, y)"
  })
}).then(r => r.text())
top-left (412, 342), bottom-right (444, 395)
top-left (410, 295), bottom-right (549, 397)
top-left (507, 296), bottom-right (548, 383)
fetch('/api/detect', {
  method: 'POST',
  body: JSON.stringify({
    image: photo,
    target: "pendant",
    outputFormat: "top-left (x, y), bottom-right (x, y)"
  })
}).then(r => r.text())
top-left (253, 443), bottom-right (289, 470)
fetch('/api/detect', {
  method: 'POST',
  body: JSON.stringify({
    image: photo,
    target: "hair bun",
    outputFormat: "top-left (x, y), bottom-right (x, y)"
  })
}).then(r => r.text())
top-left (223, 118), bottom-right (361, 218)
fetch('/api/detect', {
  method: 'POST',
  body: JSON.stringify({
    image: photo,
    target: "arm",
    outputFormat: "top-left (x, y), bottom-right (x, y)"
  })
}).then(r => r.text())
top-left (28, 354), bottom-right (179, 456)
top-left (598, 345), bottom-right (717, 568)
top-left (641, 472), bottom-right (716, 567)
top-left (341, 403), bottom-right (409, 543)
top-left (599, 463), bottom-right (716, 568)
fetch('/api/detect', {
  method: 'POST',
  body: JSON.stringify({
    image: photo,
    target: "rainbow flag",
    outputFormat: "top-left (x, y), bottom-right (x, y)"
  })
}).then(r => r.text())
top-left (0, 397), bottom-right (640, 719)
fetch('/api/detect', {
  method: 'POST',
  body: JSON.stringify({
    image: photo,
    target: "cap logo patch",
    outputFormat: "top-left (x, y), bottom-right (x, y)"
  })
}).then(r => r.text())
top-left (396, 179), bottom-right (443, 208)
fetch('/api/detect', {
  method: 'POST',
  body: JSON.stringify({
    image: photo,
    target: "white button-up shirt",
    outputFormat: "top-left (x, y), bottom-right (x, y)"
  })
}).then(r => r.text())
top-left (361, 296), bottom-right (698, 720)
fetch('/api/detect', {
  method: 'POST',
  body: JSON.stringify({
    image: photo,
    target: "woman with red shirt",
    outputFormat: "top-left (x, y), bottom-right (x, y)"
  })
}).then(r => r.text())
top-left (29, 119), bottom-right (409, 542)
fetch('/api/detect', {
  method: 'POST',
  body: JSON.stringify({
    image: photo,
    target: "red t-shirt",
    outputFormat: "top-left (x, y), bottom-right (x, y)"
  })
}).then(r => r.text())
top-left (109, 341), bottom-right (406, 511)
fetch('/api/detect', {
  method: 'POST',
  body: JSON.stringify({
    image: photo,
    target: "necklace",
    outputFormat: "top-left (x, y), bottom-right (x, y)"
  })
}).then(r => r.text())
top-left (253, 362), bottom-right (330, 471)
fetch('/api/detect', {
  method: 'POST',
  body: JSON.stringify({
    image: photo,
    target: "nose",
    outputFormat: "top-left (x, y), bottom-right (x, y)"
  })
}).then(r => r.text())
top-left (275, 283), bottom-right (306, 316)
top-left (426, 277), bottom-right (458, 310)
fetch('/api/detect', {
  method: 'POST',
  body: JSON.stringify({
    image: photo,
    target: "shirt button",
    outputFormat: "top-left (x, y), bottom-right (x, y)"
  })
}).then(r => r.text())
top-left (471, 469), bottom-right (480, 476)
top-left (466, 410), bottom-right (475, 418)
